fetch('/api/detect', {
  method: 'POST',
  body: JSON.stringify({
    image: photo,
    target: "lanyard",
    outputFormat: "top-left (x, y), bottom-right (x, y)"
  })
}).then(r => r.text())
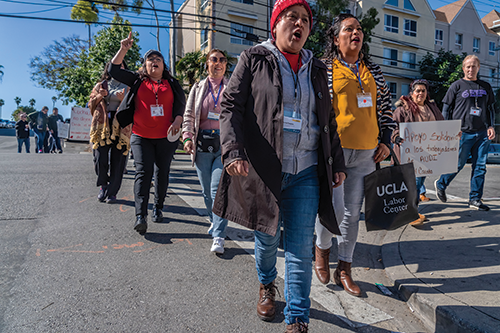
top-left (466, 80), bottom-right (481, 108)
top-left (284, 55), bottom-right (301, 117)
top-left (341, 60), bottom-right (365, 93)
top-left (150, 79), bottom-right (162, 105)
top-left (208, 81), bottom-right (224, 108)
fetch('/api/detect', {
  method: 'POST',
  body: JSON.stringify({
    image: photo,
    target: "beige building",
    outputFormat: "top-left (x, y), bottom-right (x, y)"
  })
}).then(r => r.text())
top-left (173, 0), bottom-right (271, 63)
top-left (433, 0), bottom-right (500, 89)
top-left (351, 0), bottom-right (437, 102)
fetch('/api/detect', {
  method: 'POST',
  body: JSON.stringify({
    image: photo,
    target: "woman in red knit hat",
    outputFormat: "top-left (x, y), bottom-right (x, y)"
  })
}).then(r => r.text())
top-left (213, 0), bottom-right (346, 331)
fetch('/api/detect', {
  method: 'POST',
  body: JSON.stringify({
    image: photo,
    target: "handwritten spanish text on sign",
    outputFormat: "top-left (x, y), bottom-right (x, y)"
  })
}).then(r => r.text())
top-left (69, 107), bottom-right (92, 141)
top-left (399, 120), bottom-right (461, 176)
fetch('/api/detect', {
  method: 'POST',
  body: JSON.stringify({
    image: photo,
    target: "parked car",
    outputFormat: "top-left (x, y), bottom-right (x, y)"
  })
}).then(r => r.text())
top-left (487, 143), bottom-right (500, 164)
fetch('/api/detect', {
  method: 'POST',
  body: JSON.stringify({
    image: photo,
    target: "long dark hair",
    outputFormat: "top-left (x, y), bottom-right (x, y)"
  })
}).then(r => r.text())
top-left (322, 13), bottom-right (371, 64)
top-left (101, 60), bottom-right (128, 81)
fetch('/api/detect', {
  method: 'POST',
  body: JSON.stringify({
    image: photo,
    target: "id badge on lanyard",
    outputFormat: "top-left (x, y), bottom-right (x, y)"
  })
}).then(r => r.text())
top-left (208, 81), bottom-right (223, 121)
top-left (150, 80), bottom-right (164, 117)
top-left (207, 110), bottom-right (220, 121)
top-left (151, 105), bottom-right (164, 117)
top-left (470, 106), bottom-right (482, 116)
top-left (357, 93), bottom-right (373, 108)
top-left (284, 115), bottom-right (302, 132)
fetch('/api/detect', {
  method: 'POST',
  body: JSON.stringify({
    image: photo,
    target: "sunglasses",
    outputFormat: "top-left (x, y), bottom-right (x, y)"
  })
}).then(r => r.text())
top-left (209, 56), bottom-right (227, 64)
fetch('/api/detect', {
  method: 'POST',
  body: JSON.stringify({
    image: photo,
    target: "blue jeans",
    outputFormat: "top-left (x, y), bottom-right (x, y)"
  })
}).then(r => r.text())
top-left (254, 165), bottom-right (319, 325)
top-left (194, 148), bottom-right (228, 238)
top-left (416, 176), bottom-right (426, 196)
top-left (17, 138), bottom-right (30, 153)
top-left (33, 128), bottom-right (46, 152)
top-left (437, 130), bottom-right (490, 201)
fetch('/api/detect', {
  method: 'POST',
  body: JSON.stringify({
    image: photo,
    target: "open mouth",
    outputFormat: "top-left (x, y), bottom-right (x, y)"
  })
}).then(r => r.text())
top-left (293, 30), bottom-right (302, 40)
top-left (352, 37), bottom-right (361, 43)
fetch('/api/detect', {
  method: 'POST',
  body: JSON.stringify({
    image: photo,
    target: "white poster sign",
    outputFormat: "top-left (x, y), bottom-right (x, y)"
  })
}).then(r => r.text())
top-left (399, 120), bottom-right (461, 176)
top-left (57, 121), bottom-right (70, 139)
top-left (69, 107), bottom-right (92, 141)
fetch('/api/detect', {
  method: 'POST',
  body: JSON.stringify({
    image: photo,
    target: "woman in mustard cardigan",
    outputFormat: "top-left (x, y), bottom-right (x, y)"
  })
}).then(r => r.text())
top-left (313, 13), bottom-right (396, 296)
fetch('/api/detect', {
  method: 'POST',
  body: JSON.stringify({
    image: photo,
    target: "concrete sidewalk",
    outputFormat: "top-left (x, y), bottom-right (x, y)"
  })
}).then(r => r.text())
top-left (382, 197), bottom-right (500, 332)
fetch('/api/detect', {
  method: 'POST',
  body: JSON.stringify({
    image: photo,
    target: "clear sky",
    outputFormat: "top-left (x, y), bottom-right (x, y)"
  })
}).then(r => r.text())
top-left (0, 0), bottom-right (499, 120)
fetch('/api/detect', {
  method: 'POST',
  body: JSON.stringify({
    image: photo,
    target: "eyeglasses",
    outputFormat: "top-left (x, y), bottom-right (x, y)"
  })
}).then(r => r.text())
top-left (282, 12), bottom-right (309, 25)
top-left (147, 57), bottom-right (163, 63)
top-left (209, 56), bottom-right (227, 64)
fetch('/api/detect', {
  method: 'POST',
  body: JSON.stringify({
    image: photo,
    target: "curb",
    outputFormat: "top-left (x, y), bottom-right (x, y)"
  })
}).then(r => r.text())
top-left (381, 224), bottom-right (500, 333)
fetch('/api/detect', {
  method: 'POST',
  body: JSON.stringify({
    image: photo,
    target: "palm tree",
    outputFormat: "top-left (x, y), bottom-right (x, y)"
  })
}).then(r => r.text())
top-left (29, 98), bottom-right (36, 108)
top-left (175, 51), bottom-right (204, 92)
top-left (14, 97), bottom-right (21, 107)
top-left (0, 99), bottom-right (4, 118)
top-left (0, 65), bottom-right (4, 82)
top-left (52, 96), bottom-right (57, 108)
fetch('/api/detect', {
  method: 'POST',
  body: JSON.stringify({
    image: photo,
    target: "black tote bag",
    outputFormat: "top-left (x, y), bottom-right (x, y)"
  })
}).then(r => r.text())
top-left (364, 145), bottom-right (419, 231)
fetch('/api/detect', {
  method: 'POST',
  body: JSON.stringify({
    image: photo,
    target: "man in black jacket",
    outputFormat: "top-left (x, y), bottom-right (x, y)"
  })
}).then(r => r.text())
top-left (15, 113), bottom-right (30, 153)
top-left (48, 107), bottom-right (64, 153)
top-left (28, 106), bottom-right (49, 153)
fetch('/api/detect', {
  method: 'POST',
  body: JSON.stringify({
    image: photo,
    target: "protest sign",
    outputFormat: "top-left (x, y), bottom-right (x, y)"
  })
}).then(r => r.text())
top-left (399, 120), bottom-right (461, 176)
top-left (69, 107), bottom-right (92, 141)
top-left (57, 121), bottom-right (70, 139)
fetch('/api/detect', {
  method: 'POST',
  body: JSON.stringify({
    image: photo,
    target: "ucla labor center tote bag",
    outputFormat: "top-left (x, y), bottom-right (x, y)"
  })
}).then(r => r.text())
top-left (364, 145), bottom-right (419, 231)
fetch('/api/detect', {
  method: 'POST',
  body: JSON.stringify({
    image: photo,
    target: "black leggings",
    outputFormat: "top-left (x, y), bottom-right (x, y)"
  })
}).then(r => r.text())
top-left (130, 134), bottom-right (177, 216)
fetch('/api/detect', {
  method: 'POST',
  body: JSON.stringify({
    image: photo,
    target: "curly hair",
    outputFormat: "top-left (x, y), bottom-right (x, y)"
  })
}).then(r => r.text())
top-left (399, 79), bottom-right (431, 116)
top-left (322, 13), bottom-right (371, 64)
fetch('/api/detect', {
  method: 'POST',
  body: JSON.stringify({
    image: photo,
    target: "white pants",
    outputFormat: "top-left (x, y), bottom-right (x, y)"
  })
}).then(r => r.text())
top-left (315, 148), bottom-right (376, 263)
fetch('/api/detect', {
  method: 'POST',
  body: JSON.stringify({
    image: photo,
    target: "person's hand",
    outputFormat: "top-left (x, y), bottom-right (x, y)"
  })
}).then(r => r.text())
top-left (332, 172), bottom-right (346, 189)
top-left (116, 88), bottom-right (125, 101)
top-left (374, 143), bottom-right (390, 163)
top-left (50, 129), bottom-right (54, 134)
top-left (487, 126), bottom-right (495, 140)
top-left (226, 160), bottom-right (249, 177)
top-left (25, 124), bottom-right (29, 129)
top-left (120, 31), bottom-right (134, 52)
top-left (167, 116), bottom-right (182, 138)
top-left (98, 83), bottom-right (108, 97)
top-left (394, 136), bottom-right (404, 145)
top-left (184, 139), bottom-right (194, 154)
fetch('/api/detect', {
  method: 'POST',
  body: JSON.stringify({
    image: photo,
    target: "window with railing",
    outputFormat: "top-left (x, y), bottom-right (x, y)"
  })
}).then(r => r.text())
top-left (388, 82), bottom-right (397, 99)
top-left (489, 41), bottom-right (496, 56)
top-left (230, 23), bottom-right (254, 46)
top-left (383, 48), bottom-right (398, 66)
top-left (402, 52), bottom-right (416, 69)
top-left (455, 33), bottom-right (463, 49)
top-left (231, 0), bottom-right (253, 4)
top-left (200, 0), bottom-right (209, 11)
top-left (435, 29), bottom-right (443, 45)
top-left (404, 19), bottom-right (417, 37)
top-left (384, 14), bottom-right (399, 33)
top-left (473, 38), bottom-right (480, 53)
top-left (201, 26), bottom-right (209, 50)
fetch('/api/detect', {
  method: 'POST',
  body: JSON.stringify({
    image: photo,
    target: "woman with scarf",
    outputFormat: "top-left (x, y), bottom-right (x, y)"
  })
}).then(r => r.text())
top-left (213, 0), bottom-right (346, 331)
top-left (109, 33), bottom-right (186, 235)
top-left (182, 49), bottom-right (229, 254)
top-left (89, 61), bottom-right (131, 203)
top-left (392, 79), bottom-right (444, 226)
top-left (313, 13), bottom-right (396, 297)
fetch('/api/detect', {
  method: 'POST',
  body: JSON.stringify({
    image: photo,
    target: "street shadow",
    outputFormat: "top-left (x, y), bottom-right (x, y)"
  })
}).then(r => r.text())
top-left (434, 304), bottom-right (500, 332)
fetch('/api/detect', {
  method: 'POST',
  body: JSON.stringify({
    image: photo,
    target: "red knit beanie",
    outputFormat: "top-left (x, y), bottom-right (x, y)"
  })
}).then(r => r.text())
top-left (270, 0), bottom-right (313, 39)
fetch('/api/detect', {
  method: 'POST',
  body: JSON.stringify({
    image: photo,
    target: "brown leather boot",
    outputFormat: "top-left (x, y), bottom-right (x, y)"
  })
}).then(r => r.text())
top-left (314, 246), bottom-right (330, 284)
top-left (285, 319), bottom-right (308, 332)
top-left (333, 260), bottom-right (361, 297)
top-left (257, 281), bottom-right (276, 321)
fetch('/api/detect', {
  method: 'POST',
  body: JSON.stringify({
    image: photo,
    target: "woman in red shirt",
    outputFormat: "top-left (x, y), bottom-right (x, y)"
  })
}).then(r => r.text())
top-left (109, 32), bottom-right (186, 235)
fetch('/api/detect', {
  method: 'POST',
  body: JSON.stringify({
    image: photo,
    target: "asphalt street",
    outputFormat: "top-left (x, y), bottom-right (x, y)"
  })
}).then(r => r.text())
top-left (1, 130), bottom-right (499, 332)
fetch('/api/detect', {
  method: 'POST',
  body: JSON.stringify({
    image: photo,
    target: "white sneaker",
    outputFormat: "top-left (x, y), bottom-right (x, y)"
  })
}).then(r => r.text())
top-left (210, 237), bottom-right (225, 254)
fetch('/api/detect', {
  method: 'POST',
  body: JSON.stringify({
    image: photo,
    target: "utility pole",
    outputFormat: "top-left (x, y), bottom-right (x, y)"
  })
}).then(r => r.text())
top-left (170, 0), bottom-right (176, 76)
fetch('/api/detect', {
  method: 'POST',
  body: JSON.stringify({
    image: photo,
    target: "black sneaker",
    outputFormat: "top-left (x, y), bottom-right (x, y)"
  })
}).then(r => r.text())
top-left (434, 180), bottom-right (447, 202)
top-left (151, 207), bottom-right (163, 223)
top-left (469, 200), bottom-right (490, 211)
top-left (97, 186), bottom-right (107, 202)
